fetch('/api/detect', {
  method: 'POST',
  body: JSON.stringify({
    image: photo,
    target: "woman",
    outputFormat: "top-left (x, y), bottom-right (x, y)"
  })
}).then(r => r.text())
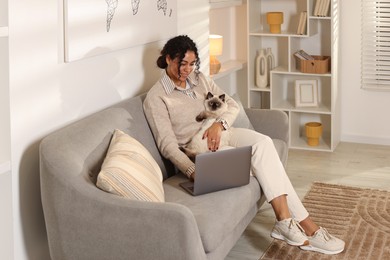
top-left (143, 35), bottom-right (345, 255)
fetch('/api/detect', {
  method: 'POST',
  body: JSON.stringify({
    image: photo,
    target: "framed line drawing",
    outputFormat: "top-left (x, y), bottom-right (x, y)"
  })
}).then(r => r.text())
top-left (63, 0), bottom-right (177, 62)
top-left (295, 79), bottom-right (318, 107)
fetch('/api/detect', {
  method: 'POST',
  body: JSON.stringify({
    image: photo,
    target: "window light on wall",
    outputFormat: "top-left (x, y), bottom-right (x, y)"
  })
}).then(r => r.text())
top-left (361, 0), bottom-right (390, 90)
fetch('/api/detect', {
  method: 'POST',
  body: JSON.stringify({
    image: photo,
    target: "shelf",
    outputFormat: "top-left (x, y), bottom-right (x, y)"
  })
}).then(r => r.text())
top-left (309, 16), bottom-right (331, 20)
top-left (210, 0), bottom-right (243, 9)
top-left (272, 66), bottom-right (331, 77)
top-left (211, 59), bottom-right (246, 80)
top-left (272, 100), bottom-right (331, 114)
top-left (249, 31), bottom-right (308, 38)
top-left (289, 111), bottom-right (332, 151)
top-left (0, 161), bottom-right (11, 175)
top-left (0, 27), bottom-right (9, 37)
top-left (250, 87), bottom-right (270, 92)
top-left (290, 136), bottom-right (332, 151)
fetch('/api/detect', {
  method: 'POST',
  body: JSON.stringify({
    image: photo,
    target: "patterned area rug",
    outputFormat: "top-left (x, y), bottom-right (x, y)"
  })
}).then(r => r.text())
top-left (260, 182), bottom-right (390, 259)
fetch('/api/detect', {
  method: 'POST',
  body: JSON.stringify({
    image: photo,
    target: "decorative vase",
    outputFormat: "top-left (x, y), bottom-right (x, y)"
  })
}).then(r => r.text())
top-left (266, 12), bottom-right (284, 34)
top-left (265, 48), bottom-right (275, 86)
top-left (305, 122), bottom-right (323, 146)
top-left (255, 49), bottom-right (268, 88)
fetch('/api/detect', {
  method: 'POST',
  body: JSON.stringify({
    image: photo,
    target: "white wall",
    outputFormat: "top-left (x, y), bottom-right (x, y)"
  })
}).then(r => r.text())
top-left (339, 0), bottom-right (390, 145)
top-left (7, 0), bottom-right (209, 259)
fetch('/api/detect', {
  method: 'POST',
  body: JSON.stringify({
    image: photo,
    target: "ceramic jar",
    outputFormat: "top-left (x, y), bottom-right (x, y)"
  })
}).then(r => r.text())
top-left (266, 12), bottom-right (284, 34)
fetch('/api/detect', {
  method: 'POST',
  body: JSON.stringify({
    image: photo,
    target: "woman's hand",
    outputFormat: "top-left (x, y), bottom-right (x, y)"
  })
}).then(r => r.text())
top-left (203, 122), bottom-right (224, 152)
top-left (190, 172), bottom-right (195, 182)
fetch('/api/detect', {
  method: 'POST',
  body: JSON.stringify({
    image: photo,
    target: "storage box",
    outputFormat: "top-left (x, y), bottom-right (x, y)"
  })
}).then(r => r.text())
top-left (296, 55), bottom-right (330, 74)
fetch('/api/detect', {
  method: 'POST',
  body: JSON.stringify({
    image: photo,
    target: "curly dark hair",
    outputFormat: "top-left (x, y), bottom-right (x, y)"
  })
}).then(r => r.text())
top-left (157, 35), bottom-right (200, 79)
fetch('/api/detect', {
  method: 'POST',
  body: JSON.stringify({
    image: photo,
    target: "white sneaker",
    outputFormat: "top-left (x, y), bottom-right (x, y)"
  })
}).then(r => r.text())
top-left (271, 218), bottom-right (309, 246)
top-left (300, 227), bottom-right (345, 255)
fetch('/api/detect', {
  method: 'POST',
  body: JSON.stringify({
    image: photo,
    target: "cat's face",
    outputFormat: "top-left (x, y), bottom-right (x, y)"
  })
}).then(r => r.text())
top-left (204, 92), bottom-right (227, 113)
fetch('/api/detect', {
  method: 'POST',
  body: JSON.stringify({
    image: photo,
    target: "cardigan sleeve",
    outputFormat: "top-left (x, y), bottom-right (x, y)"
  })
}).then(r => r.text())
top-left (143, 87), bottom-right (195, 177)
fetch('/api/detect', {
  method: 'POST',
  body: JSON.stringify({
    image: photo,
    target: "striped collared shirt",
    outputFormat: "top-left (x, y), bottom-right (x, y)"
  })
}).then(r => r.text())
top-left (161, 70), bottom-right (198, 99)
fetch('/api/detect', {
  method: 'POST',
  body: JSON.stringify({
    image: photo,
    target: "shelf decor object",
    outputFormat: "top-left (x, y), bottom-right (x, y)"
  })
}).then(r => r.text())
top-left (296, 11), bottom-right (307, 35)
top-left (255, 49), bottom-right (268, 88)
top-left (305, 122), bottom-right (323, 146)
top-left (255, 48), bottom-right (275, 88)
top-left (313, 0), bottom-right (330, 17)
top-left (295, 79), bottom-right (318, 107)
top-left (297, 55), bottom-right (330, 74)
top-left (266, 12), bottom-right (283, 33)
top-left (209, 34), bottom-right (223, 75)
top-left (209, 2), bottom-right (246, 81)
top-left (266, 48), bottom-right (275, 85)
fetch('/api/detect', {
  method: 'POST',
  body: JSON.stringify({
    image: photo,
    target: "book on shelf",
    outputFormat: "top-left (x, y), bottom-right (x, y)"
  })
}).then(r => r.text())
top-left (313, 0), bottom-right (330, 17)
top-left (314, 0), bottom-right (321, 16)
top-left (296, 11), bottom-right (307, 35)
top-left (294, 50), bottom-right (314, 61)
top-left (319, 0), bottom-right (327, 16)
top-left (323, 0), bottom-right (330, 17)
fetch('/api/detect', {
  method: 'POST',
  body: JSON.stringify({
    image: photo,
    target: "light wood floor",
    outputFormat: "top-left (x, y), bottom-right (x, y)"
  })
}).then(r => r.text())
top-left (226, 142), bottom-right (390, 260)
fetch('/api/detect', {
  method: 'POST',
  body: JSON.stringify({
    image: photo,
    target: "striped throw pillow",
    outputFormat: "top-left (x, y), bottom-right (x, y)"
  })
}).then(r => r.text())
top-left (96, 129), bottom-right (164, 202)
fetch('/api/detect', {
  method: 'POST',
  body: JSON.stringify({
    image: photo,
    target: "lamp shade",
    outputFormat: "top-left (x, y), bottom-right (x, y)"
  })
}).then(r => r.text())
top-left (209, 34), bottom-right (223, 56)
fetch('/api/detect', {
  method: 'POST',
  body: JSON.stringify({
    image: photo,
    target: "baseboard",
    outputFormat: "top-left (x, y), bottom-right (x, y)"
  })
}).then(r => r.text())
top-left (341, 134), bottom-right (390, 146)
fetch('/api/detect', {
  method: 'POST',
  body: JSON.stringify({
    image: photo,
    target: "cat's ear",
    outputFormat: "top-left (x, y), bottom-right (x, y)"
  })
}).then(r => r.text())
top-left (206, 92), bottom-right (213, 99)
top-left (219, 94), bottom-right (226, 102)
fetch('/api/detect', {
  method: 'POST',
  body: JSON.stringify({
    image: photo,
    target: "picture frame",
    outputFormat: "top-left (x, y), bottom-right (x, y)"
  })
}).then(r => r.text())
top-left (295, 79), bottom-right (318, 107)
top-left (63, 0), bottom-right (177, 62)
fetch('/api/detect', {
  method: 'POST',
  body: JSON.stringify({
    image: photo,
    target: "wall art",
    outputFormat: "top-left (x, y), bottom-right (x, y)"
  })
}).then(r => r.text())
top-left (64, 0), bottom-right (177, 62)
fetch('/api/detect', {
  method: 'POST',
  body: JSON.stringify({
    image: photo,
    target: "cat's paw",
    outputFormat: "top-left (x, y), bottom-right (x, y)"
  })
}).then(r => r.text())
top-left (196, 114), bottom-right (204, 122)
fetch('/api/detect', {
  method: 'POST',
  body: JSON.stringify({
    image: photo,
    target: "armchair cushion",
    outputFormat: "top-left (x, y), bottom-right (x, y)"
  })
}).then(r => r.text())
top-left (163, 174), bottom-right (261, 253)
top-left (96, 129), bottom-right (165, 202)
top-left (231, 93), bottom-right (254, 130)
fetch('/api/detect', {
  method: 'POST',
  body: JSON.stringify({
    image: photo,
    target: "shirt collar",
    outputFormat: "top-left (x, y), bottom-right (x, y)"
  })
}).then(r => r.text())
top-left (161, 70), bottom-right (199, 95)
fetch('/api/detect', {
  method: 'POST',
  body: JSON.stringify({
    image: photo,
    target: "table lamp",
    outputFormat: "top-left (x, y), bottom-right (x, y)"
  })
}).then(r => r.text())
top-left (209, 34), bottom-right (223, 75)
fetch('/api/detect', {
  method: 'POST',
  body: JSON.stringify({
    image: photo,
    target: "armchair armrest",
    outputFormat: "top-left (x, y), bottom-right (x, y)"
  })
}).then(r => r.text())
top-left (244, 108), bottom-right (289, 144)
top-left (40, 159), bottom-right (206, 260)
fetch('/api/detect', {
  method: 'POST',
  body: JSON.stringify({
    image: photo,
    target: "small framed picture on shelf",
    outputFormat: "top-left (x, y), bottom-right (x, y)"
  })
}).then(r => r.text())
top-left (295, 79), bottom-right (318, 107)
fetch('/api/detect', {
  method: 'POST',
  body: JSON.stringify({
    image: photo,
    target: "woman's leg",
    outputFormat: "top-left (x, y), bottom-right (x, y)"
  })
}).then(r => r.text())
top-left (229, 128), bottom-right (309, 246)
top-left (229, 128), bottom-right (345, 254)
top-left (270, 195), bottom-right (292, 221)
top-left (229, 128), bottom-right (308, 221)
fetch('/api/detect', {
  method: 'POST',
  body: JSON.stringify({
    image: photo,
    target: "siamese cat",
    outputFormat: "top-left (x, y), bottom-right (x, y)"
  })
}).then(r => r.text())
top-left (181, 92), bottom-right (232, 159)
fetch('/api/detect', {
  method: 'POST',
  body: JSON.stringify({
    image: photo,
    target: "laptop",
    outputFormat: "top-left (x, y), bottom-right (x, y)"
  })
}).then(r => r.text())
top-left (180, 146), bottom-right (252, 196)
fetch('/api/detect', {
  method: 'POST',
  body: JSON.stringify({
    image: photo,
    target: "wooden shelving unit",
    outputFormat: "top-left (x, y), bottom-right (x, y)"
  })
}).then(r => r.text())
top-left (247, 0), bottom-right (340, 152)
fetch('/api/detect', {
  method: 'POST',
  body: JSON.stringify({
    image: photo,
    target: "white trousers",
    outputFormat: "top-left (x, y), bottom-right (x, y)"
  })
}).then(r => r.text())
top-left (229, 128), bottom-right (309, 222)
